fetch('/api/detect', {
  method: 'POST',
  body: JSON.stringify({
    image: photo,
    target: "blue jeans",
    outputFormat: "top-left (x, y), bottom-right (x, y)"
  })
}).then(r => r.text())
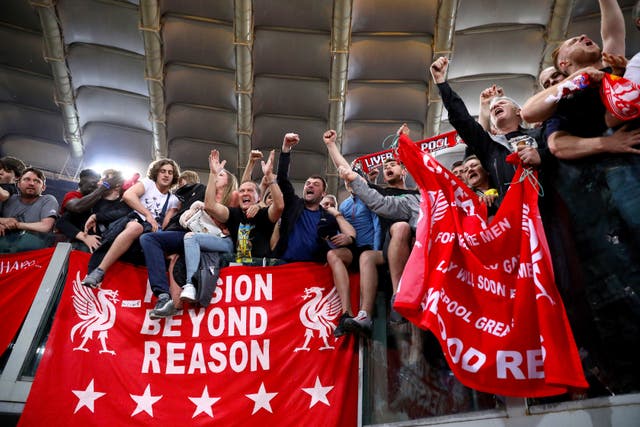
top-left (184, 232), bottom-right (233, 285)
top-left (139, 231), bottom-right (186, 295)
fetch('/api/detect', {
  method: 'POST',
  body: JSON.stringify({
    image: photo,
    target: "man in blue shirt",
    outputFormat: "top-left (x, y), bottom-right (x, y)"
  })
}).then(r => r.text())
top-left (275, 133), bottom-right (348, 263)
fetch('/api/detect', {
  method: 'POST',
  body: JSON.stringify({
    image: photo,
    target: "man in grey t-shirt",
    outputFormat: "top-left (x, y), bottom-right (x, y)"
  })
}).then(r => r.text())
top-left (0, 167), bottom-right (58, 253)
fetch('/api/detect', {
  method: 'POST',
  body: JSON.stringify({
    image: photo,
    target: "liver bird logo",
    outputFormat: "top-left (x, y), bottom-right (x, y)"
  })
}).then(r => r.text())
top-left (70, 271), bottom-right (119, 355)
top-left (428, 190), bottom-right (448, 226)
top-left (294, 286), bottom-right (341, 352)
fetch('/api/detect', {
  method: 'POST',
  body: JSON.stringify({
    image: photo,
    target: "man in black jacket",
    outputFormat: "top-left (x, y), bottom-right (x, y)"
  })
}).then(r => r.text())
top-left (430, 56), bottom-right (542, 206)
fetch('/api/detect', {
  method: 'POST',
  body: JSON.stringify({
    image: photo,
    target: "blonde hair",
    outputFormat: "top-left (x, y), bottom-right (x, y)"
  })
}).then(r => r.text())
top-left (218, 169), bottom-right (238, 206)
top-left (179, 170), bottom-right (200, 185)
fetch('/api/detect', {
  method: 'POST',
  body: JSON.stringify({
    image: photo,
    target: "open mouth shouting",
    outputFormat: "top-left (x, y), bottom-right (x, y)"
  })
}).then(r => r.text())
top-left (491, 104), bottom-right (505, 119)
top-left (304, 188), bottom-right (317, 200)
top-left (581, 36), bottom-right (594, 47)
top-left (467, 170), bottom-right (479, 184)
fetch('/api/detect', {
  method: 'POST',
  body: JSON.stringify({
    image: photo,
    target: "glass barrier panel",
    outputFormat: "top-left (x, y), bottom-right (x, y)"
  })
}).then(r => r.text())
top-left (362, 293), bottom-right (502, 425)
top-left (19, 270), bottom-right (66, 380)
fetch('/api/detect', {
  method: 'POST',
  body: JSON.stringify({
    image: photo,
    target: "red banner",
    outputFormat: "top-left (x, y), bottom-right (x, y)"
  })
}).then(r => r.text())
top-left (20, 252), bottom-right (358, 426)
top-left (601, 73), bottom-right (640, 121)
top-left (394, 134), bottom-right (587, 397)
top-left (0, 248), bottom-right (54, 353)
top-left (353, 130), bottom-right (463, 173)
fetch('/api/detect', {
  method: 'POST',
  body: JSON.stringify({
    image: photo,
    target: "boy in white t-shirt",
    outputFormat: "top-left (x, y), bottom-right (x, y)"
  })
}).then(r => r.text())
top-left (81, 159), bottom-right (180, 287)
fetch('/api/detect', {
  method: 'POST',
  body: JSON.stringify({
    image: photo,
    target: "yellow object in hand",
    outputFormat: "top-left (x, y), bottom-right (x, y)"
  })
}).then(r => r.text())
top-left (484, 188), bottom-right (498, 197)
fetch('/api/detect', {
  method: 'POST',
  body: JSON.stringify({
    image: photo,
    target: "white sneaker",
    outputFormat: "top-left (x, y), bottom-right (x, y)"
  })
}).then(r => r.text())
top-left (344, 310), bottom-right (372, 336)
top-left (180, 283), bottom-right (197, 303)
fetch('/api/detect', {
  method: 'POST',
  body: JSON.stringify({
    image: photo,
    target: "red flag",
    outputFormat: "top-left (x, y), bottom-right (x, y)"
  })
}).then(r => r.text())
top-left (394, 134), bottom-right (587, 397)
top-left (20, 252), bottom-right (359, 426)
top-left (601, 73), bottom-right (640, 121)
top-left (0, 248), bottom-right (54, 352)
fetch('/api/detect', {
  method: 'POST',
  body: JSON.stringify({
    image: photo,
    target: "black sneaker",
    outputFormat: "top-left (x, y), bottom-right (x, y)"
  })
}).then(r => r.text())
top-left (150, 293), bottom-right (176, 319)
top-left (344, 310), bottom-right (373, 337)
top-left (81, 268), bottom-right (104, 288)
top-left (333, 313), bottom-right (353, 338)
top-left (389, 294), bottom-right (407, 325)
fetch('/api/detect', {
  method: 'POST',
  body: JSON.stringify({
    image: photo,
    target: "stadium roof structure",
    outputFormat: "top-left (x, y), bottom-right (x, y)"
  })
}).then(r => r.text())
top-left (1, 0), bottom-right (638, 195)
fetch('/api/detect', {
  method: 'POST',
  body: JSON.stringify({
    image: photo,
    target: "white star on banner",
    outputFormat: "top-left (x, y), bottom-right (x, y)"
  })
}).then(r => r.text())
top-left (72, 379), bottom-right (106, 414)
top-left (301, 376), bottom-right (333, 408)
top-left (188, 386), bottom-right (221, 418)
top-left (245, 382), bottom-right (278, 414)
top-left (130, 384), bottom-right (162, 417)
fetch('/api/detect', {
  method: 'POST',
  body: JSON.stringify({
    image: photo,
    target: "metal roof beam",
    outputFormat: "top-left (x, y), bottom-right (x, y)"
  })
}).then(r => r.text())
top-left (235, 0), bottom-right (253, 179)
top-left (30, 0), bottom-right (83, 158)
top-left (426, 0), bottom-right (458, 139)
top-left (140, 0), bottom-right (167, 159)
top-left (543, 0), bottom-right (574, 69)
top-left (327, 0), bottom-right (352, 195)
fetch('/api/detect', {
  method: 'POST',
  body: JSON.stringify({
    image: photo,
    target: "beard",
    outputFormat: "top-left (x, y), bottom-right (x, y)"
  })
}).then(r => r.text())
top-left (578, 48), bottom-right (602, 66)
top-left (567, 46), bottom-right (602, 71)
top-left (19, 190), bottom-right (40, 201)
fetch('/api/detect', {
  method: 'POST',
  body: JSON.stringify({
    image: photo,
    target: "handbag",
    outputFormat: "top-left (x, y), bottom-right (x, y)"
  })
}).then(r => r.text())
top-left (179, 201), bottom-right (223, 236)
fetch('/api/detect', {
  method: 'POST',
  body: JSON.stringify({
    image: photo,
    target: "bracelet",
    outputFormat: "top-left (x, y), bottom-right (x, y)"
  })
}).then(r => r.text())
top-left (335, 212), bottom-right (343, 218)
top-left (102, 181), bottom-right (110, 189)
top-left (266, 181), bottom-right (276, 186)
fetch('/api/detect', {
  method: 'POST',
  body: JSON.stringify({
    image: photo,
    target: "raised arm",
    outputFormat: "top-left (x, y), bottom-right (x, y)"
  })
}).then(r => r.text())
top-left (281, 132), bottom-right (299, 154)
top-left (478, 85), bottom-right (503, 132)
top-left (599, 0), bottom-right (625, 58)
top-left (339, 165), bottom-right (414, 222)
top-left (203, 149), bottom-right (231, 223)
top-left (431, 57), bottom-right (494, 155)
top-left (323, 130), bottom-right (350, 170)
top-left (262, 150), bottom-right (284, 223)
top-left (240, 150), bottom-right (263, 184)
top-left (276, 132), bottom-right (300, 204)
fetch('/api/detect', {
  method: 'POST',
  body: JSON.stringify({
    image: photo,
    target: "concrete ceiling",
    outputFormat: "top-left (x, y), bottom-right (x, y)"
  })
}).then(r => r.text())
top-left (1, 0), bottom-right (639, 195)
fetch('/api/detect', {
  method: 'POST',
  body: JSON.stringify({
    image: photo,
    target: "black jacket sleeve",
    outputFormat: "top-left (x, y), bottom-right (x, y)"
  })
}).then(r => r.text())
top-left (276, 152), bottom-right (298, 208)
top-left (437, 82), bottom-right (494, 161)
top-left (55, 213), bottom-right (82, 239)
